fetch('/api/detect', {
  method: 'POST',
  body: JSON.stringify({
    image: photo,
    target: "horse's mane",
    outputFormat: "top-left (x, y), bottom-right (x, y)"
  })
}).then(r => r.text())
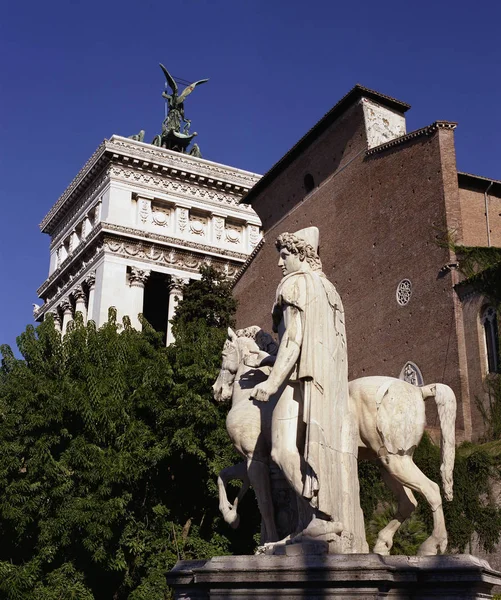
top-left (235, 326), bottom-right (278, 356)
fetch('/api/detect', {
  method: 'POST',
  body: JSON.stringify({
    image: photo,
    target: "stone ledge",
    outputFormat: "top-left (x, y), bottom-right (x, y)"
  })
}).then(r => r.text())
top-left (167, 554), bottom-right (501, 599)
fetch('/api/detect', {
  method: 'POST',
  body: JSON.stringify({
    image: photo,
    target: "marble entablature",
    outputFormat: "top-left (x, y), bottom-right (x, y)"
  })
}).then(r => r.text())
top-left (35, 136), bottom-right (262, 340)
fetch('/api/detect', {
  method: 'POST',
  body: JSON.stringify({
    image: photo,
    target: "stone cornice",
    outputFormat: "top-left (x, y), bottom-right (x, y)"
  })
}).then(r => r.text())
top-left (36, 233), bottom-right (243, 317)
top-left (35, 246), bottom-right (105, 317)
top-left (365, 121), bottom-right (458, 156)
top-left (40, 141), bottom-right (108, 233)
top-left (102, 235), bottom-right (243, 277)
top-left (40, 136), bottom-right (261, 236)
top-left (107, 136), bottom-right (260, 189)
top-left (108, 165), bottom-right (260, 217)
top-left (38, 222), bottom-right (248, 298)
top-left (101, 223), bottom-right (249, 261)
top-left (50, 176), bottom-right (108, 249)
top-left (38, 224), bottom-right (103, 296)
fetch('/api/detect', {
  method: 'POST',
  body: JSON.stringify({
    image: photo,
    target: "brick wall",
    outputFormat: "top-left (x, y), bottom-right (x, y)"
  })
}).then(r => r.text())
top-left (235, 104), bottom-right (471, 438)
top-left (459, 186), bottom-right (501, 247)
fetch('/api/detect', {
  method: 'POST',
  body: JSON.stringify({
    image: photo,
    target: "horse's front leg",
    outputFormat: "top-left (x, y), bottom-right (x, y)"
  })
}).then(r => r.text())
top-left (217, 462), bottom-right (250, 529)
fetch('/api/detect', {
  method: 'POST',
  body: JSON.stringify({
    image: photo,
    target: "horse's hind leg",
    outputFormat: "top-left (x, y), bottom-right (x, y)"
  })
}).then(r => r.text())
top-left (381, 454), bottom-right (447, 556)
top-left (373, 463), bottom-right (418, 555)
top-left (218, 462), bottom-right (249, 529)
top-left (247, 457), bottom-right (279, 543)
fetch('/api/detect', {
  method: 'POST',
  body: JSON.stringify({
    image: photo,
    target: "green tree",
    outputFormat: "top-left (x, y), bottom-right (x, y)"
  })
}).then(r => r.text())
top-left (0, 267), bottom-right (253, 599)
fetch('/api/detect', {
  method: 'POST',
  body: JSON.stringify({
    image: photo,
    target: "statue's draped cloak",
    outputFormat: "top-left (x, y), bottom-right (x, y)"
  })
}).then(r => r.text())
top-left (273, 270), bottom-right (366, 550)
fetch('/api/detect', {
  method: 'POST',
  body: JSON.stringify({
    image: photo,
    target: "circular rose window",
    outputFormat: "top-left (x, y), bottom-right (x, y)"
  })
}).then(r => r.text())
top-left (396, 279), bottom-right (412, 306)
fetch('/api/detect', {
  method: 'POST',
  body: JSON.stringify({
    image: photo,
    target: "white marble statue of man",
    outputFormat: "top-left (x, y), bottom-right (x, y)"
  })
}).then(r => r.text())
top-left (250, 227), bottom-right (367, 553)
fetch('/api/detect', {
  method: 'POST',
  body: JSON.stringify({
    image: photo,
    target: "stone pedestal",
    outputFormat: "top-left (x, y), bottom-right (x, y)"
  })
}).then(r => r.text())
top-left (166, 554), bottom-right (501, 599)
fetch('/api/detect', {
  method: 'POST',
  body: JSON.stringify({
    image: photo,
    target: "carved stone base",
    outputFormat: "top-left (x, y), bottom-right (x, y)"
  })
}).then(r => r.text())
top-left (166, 554), bottom-right (501, 599)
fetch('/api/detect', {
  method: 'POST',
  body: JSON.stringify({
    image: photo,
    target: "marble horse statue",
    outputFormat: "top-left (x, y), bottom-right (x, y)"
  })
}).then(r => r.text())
top-left (213, 326), bottom-right (457, 556)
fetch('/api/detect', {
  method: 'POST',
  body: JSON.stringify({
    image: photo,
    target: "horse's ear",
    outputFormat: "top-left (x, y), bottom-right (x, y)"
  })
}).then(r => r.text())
top-left (228, 327), bottom-right (237, 341)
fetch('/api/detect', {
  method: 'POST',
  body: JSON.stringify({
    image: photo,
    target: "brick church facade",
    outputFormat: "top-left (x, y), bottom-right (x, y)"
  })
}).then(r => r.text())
top-left (233, 85), bottom-right (501, 443)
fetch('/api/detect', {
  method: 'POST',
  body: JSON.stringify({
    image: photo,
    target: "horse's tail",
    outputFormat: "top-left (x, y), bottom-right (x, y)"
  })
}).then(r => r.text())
top-left (421, 383), bottom-right (457, 501)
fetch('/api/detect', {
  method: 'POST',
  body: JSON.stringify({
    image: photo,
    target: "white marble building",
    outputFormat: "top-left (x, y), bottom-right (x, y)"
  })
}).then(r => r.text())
top-left (35, 135), bottom-right (261, 343)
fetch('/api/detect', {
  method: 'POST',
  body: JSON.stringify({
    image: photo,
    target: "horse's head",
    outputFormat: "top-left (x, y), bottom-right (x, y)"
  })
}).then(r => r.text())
top-left (213, 326), bottom-right (271, 402)
top-left (213, 328), bottom-right (243, 402)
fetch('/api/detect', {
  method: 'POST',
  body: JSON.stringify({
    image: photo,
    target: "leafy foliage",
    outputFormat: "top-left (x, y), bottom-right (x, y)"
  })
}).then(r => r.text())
top-left (359, 434), bottom-right (501, 554)
top-left (170, 265), bottom-right (237, 334)
top-left (0, 268), bottom-right (253, 598)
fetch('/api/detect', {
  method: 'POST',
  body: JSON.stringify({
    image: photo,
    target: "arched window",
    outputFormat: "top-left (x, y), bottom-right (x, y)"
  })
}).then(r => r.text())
top-left (481, 306), bottom-right (500, 373)
top-left (304, 173), bottom-right (315, 193)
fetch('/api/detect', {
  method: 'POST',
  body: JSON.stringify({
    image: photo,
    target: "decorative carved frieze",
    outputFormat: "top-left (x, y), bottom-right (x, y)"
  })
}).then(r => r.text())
top-left (102, 223), bottom-right (248, 260)
top-left (103, 235), bottom-right (240, 277)
top-left (107, 137), bottom-right (260, 189)
top-left (109, 165), bottom-right (246, 209)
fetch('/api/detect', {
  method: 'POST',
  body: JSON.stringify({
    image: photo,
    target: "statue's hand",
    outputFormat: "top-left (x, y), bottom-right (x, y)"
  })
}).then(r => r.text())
top-left (250, 381), bottom-right (277, 403)
top-left (244, 351), bottom-right (263, 368)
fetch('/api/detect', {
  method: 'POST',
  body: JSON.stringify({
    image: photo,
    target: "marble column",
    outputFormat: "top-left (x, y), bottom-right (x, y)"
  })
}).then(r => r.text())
top-left (129, 267), bottom-right (151, 330)
top-left (86, 272), bottom-right (96, 323)
top-left (48, 310), bottom-right (62, 333)
top-left (60, 300), bottom-right (73, 335)
top-left (73, 285), bottom-right (87, 324)
top-left (166, 276), bottom-right (189, 346)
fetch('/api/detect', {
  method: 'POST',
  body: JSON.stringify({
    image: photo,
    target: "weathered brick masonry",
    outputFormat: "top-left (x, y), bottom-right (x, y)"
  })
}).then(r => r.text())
top-left (234, 85), bottom-right (501, 442)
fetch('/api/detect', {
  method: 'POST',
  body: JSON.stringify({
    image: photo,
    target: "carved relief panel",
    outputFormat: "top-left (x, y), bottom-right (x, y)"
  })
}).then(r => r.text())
top-left (177, 207), bottom-right (189, 234)
top-left (189, 214), bottom-right (207, 238)
top-left (225, 222), bottom-right (242, 246)
top-left (137, 197), bottom-right (152, 226)
top-left (249, 225), bottom-right (260, 248)
top-left (150, 201), bottom-right (172, 230)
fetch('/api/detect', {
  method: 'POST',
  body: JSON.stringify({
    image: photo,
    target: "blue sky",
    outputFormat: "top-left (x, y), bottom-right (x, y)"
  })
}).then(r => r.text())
top-left (1, 0), bottom-right (499, 353)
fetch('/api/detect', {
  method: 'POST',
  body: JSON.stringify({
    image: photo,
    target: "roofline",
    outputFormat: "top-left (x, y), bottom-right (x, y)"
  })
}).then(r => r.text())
top-left (242, 84), bottom-right (410, 205)
top-left (458, 171), bottom-right (501, 195)
top-left (366, 121), bottom-right (457, 156)
top-left (40, 136), bottom-right (261, 235)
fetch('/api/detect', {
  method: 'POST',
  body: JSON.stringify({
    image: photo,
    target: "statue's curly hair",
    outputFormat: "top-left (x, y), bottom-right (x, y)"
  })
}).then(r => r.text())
top-left (236, 326), bottom-right (278, 355)
top-left (275, 232), bottom-right (323, 272)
